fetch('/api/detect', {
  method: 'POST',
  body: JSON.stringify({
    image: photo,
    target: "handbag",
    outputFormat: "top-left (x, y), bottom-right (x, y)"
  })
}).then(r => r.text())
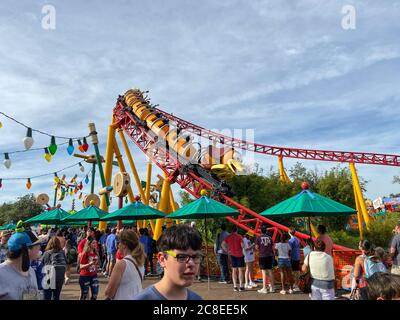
top-left (298, 253), bottom-right (312, 294)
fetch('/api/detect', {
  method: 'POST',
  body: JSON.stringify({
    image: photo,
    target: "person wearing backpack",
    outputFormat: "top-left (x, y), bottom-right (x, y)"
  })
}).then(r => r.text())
top-left (352, 240), bottom-right (387, 291)
top-left (302, 239), bottom-right (335, 300)
top-left (42, 236), bottom-right (67, 300)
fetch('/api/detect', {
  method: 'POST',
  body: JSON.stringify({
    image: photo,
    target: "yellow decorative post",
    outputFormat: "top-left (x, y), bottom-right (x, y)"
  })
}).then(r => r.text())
top-left (349, 162), bottom-right (371, 228)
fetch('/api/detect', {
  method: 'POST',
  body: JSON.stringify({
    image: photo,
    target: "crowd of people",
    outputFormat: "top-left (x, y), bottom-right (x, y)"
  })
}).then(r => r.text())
top-left (0, 219), bottom-right (400, 300)
top-left (0, 222), bottom-right (205, 300)
top-left (214, 222), bottom-right (400, 300)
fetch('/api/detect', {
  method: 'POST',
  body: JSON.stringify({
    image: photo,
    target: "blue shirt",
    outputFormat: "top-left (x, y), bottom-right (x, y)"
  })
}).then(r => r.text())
top-left (289, 236), bottom-right (300, 261)
top-left (139, 235), bottom-right (153, 255)
top-left (30, 260), bottom-right (44, 290)
top-left (133, 285), bottom-right (202, 300)
top-left (99, 234), bottom-right (108, 245)
top-left (106, 234), bottom-right (117, 254)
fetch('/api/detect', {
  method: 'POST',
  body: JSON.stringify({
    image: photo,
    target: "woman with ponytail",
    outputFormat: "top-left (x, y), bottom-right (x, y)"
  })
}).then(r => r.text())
top-left (0, 225), bottom-right (45, 300)
top-left (105, 230), bottom-right (145, 300)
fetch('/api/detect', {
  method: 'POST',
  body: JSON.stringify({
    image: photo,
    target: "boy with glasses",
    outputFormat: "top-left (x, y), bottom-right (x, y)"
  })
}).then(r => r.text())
top-left (133, 224), bottom-right (203, 300)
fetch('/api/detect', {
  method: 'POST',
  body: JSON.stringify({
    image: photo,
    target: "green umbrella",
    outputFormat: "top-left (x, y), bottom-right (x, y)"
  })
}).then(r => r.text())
top-left (0, 223), bottom-right (16, 231)
top-left (62, 205), bottom-right (108, 226)
top-left (260, 185), bottom-right (356, 235)
top-left (25, 208), bottom-right (70, 225)
top-left (101, 201), bottom-right (166, 221)
top-left (168, 196), bottom-right (240, 219)
top-left (168, 195), bottom-right (240, 289)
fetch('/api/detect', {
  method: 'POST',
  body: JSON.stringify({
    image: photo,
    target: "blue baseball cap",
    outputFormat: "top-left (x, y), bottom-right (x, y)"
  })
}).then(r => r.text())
top-left (8, 230), bottom-right (45, 252)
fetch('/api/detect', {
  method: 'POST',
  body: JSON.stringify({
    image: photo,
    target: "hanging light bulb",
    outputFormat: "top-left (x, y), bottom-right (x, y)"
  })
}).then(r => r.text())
top-left (79, 182), bottom-right (83, 190)
top-left (26, 178), bottom-right (32, 189)
top-left (48, 136), bottom-right (57, 155)
top-left (53, 172), bottom-right (60, 184)
top-left (44, 148), bottom-right (52, 162)
top-left (77, 139), bottom-right (84, 152)
top-left (67, 138), bottom-right (74, 155)
top-left (84, 175), bottom-right (89, 184)
top-left (23, 127), bottom-right (34, 150)
top-left (0, 121), bottom-right (2, 128)
top-left (79, 163), bottom-right (85, 172)
top-left (3, 153), bottom-right (11, 169)
top-left (79, 192), bottom-right (83, 199)
top-left (82, 137), bottom-right (89, 152)
top-left (69, 189), bottom-right (73, 196)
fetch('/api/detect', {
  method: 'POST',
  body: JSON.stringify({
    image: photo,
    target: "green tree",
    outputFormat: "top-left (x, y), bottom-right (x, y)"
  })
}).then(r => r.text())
top-left (0, 194), bottom-right (43, 225)
top-left (364, 212), bottom-right (400, 248)
top-left (315, 166), bottom-right (356, 231)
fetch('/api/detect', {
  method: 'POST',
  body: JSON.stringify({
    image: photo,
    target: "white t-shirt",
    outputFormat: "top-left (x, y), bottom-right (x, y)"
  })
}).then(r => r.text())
top-left (242, 238), bottom-right (255, 262)
top-left (274, 242), bottom-right (291, 259)
top-left (303, 251), bottom-right (335, 281)
top-left (0, 263), bottom-right (39, 300)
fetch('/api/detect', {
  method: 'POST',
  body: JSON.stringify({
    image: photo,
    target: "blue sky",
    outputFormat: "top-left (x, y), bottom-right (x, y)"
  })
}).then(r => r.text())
top-left (0, 0), bottom-right (399, 213)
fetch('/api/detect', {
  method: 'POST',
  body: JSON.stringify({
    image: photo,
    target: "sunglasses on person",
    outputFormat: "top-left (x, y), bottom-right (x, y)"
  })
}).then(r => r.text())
top-left (164, 250), bottom-right (203, 264)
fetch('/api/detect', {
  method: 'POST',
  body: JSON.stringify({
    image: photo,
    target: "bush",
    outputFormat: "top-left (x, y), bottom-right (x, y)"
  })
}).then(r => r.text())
top-left (330, 230), bottom-right (360, 249)
top-left (364, 212), bottom-right (400, 248)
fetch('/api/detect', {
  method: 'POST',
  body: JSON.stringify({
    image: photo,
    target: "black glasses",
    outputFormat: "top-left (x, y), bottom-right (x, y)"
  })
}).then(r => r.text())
top-left (165, 250), bottom-right (203, 264)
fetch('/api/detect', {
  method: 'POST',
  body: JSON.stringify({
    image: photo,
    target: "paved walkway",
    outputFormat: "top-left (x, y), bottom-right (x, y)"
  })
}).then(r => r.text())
top-left (61, 271), bottom-right (311, 300)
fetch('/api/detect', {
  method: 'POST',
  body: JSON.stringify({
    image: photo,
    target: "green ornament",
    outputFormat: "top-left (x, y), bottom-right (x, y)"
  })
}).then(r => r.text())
top-left (49, 136), bottom-right (57, 155)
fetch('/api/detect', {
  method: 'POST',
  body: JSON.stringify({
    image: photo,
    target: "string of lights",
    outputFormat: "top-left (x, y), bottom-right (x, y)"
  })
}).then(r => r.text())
top-left (0, 112), bottom-right (91, 168)
top-left (0, 111), bottom-right (90, 140)
top-left (0, 161), bottom-right (85, 181)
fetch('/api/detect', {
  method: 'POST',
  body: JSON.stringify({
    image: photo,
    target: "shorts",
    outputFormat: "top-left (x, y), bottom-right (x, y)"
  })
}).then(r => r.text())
top-left (291, 260), bottom-right (300, 271)
top-left (278, 258), bottom-right (291, 268)
top-left (231, 256), bottom-right (245, 268)
top-left (244, 254), bottom-right (255, 263)
top-left (107, 252), bottom-right (116, 263)
top-left (259, 256), bottom-right (273, 270)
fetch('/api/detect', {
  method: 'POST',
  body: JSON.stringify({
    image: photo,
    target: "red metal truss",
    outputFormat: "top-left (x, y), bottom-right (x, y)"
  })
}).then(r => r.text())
top-left (113, 101), bottom-right (350, 250)
top-left (154, 108), bottom-right (400, 167)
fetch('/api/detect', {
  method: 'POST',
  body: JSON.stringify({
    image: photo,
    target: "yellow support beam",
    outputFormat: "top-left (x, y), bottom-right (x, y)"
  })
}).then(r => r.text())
top-left (117, 129), bottom-right (147, 202)
top-left (153, 174), bottom-right (171, 241)
top-left (141, 160), bottom-right (153, 229)
top-left (278, 156), bottom-right (291, 183)
top-left (99, 119), bottom-right (118, 230)
top-left (112, 134), bottom-right (135, 203)
top-left (310, 223), bottom-right (318, 238)
top-left (353, 181), bottom-right (364, 240)
top-left (349, 162), bottom-right (371, 228)
top-left (169, 189), bottom-right (180, 225)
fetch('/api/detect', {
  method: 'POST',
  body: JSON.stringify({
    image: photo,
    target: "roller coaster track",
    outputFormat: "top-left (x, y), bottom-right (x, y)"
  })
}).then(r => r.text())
top-left (113, 96), bottom-right (400, 251)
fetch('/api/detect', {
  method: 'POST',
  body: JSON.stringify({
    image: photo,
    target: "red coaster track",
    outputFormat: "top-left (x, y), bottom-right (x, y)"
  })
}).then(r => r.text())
top-left (113, 96), bottom-right (400, 251)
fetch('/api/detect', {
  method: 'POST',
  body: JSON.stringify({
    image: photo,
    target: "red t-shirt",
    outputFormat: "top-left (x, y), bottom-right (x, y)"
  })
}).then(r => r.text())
top-left (78, 238), bottom-right (99, 254)
top-left (225, 233), bottom-right (244, 258)
top-left (79, 252), bottom-right (98, 277)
